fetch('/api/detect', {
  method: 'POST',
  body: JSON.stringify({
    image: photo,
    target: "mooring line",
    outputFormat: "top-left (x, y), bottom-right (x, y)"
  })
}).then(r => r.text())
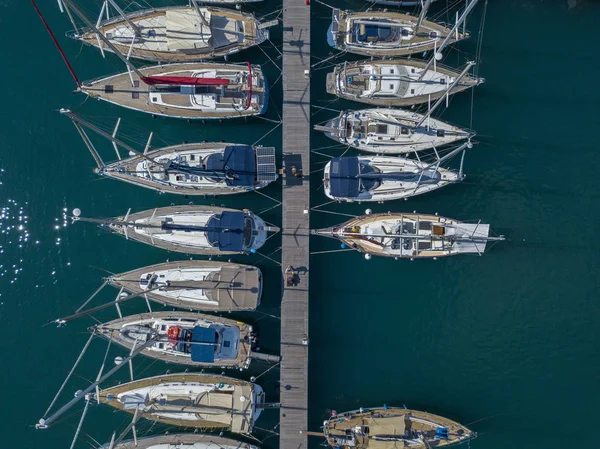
top-left (253, 122), bottom-right (282, 146)
top-left (311, 248), bottom-right (355, 255)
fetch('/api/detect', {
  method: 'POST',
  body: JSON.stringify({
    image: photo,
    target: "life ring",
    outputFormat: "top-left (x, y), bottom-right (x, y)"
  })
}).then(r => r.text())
top-left (167, 326), bottom-right (180, 341)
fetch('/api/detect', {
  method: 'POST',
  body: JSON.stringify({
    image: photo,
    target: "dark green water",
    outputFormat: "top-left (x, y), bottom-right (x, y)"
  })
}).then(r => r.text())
top-left (1, 0), bottom-right (599, 448)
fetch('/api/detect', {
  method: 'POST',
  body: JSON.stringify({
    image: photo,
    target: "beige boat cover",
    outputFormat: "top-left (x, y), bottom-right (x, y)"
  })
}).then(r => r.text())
top-left (166, 9), bottom-right (212, 51)
top-left (205, 267), bottom-right (260, 310)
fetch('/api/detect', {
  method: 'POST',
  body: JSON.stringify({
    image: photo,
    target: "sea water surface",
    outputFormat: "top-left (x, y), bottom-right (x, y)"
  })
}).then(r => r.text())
top-left (0, 0), bottom-right (599, 448)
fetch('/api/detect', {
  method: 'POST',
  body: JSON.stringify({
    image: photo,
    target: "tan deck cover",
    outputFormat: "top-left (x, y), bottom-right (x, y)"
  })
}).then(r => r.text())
top-left (205, 267), bottom-right (260, 310)
top-left (166, 9), bottom-right (212, 51)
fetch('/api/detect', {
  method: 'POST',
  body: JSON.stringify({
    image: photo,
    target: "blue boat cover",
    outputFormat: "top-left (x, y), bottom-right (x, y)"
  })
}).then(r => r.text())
top-left (207, 211), bottom-right (246, 252)
top-left (206, 145), bottom-right (256, 187)
top-left (190, 326), bottom-right (217, 363)
top-left (330, 157), bottom-right (360, 198)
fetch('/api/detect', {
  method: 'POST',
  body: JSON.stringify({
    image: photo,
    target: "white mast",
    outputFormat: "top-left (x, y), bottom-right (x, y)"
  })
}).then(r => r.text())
top-left (61, 0), bottom-right (144, 80)
top-left (418, 0), bottom-right (480, 80)
top-left (190, 0), bottom-right (210, 27)
top-left (415, 0), bottom-right (432, 34)
top-left (106, 0), bottom-right (141, 36)
top-left (415, 61), bottom-right (475, 128)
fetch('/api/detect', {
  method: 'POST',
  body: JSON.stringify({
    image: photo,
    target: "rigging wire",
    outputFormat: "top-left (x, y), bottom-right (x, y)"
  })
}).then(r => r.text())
top-left (470, 0), bottom-right (488, 130)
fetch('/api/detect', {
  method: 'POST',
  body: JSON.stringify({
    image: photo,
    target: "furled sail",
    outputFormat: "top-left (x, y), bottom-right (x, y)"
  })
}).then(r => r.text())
top-left (141, 76), bottom-right (230, 86)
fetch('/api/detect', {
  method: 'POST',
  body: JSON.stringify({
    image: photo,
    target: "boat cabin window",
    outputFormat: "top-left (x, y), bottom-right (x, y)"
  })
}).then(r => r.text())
top-left (176, 175), bottom-right (185, 181)
top-left (401, 127), bottom-right (409, 135)
top-left (223, 341), bottom-right (231, 348)
top-left (243, 216), bottom-right (255, 247)
top-left (376, 124), bottom-right (388, 134)
top-left (160, 324), bottom-right (167, 331)
top-left (418, 241), bottom-right (432, 250)
top-left (158, 343), bottom-right (165, 349)
top-left (190, 154), bottom-right (196, 161)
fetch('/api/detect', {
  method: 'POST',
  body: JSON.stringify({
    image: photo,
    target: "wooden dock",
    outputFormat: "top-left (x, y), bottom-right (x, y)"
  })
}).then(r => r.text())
top-left (280, 0), bottom-right (310, 447)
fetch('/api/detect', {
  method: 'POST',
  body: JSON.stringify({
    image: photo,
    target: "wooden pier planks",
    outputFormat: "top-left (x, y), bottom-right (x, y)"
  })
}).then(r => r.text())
top-left (280, 0), bottom-right (310, 447)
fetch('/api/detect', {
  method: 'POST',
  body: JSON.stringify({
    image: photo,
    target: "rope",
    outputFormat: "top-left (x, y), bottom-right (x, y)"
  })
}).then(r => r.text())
top-left (311, 50), bottom-right (347, 69)
top-left (253, 189), bottom-right (281, 204)
top-left (311, 0), bottom-right (336, 9)
top-left (253, 122), bottom-right (281, 146)
top-left (44, 333), bottom-right (95, 417)
top-left (311, 248), bottom-right (355, 255)
top-left (311, 208), bottom-right (357, 218)
top-left (30, 0), bottom-right (81, 87)
top-left (470, 0), bottom-right (488, 130)
top-left (254, 247), bottom-right (282, 266)
top-left (257, 44), bottom-right (282, 72)
top-left (252, 361), bottom-right (280, 381)
top-left (311, 101), bottom-right (341, 117)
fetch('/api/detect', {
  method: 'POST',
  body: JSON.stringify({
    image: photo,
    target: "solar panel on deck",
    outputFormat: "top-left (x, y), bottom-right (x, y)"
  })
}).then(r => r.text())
top-left (255, 147), bottom-right (277, 182)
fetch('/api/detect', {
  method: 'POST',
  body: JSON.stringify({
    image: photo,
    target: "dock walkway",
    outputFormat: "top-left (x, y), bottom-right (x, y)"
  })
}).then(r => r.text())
top-left (279, 0), bottom-right (310, 447)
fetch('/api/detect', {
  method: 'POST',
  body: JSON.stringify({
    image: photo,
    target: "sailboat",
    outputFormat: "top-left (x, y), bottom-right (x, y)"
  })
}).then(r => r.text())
top-left (323, 406), bottom-right (475, 449)
top-left (62, 110), bottom-right (277, 195)
top-left (314, 108), bottom-right (471, 154)
top-left (32, 0), bottom-right (269, 120)
top-left (72, 205), bottom-right (278, 255)
top-left (107, 260), bottom-right (263, 312)
top-left (94, 311), bottom-right (257, 369)
top-left (97, 373), bottom-right (265, 433)
top-left (323, 141), bottom-right (469, 202)
top-left (326, 59), bottom-right (483, 107)
top-left (64, 1), bottom-right (271, 63)
top-left (109, 260), bottom-right (262, 312)
top-left (105, 434), bottom-right (258, 449)
top-left (327, 0), bottom-right (478, 57)
top-left (312, 211), bottom-right (504, 259)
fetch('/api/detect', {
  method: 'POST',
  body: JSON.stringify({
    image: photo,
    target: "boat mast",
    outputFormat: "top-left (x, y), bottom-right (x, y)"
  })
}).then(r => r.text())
top-left (415, 61), bottom-right (475, 128)
top-left (106, 0), bottom-right (141, 36)
top-left (57, 0), bottom-right (80, 35)
top-left (61, 0), bottom-right (144, 81)
top-left (417, 0), bottom-right (479, 80)
top-left (415, 0), bottom-right (432, 34)
top-left (190, 0), bottom-right (210, 28)
top-left (61, 110), bottom-right (159, 167)
top-left (36, 336), bottom-right (157, 429)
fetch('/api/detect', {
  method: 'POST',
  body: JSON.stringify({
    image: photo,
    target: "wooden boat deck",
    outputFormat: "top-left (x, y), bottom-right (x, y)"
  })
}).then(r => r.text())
top-left (80, 7), bottom-right (261, 63)
top-left (280, 0), bottom-right (310, 447)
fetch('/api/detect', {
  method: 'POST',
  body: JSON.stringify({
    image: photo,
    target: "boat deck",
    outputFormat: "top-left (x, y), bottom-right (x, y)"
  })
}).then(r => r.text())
top-left (280, 0), bottom-right (310, 447)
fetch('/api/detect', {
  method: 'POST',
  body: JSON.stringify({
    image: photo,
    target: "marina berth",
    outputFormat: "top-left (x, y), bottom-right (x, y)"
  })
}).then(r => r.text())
top-left (63, 109), bottom-right (277, 195)
top-left (79, 62), bottom-right (269, 120)
top-left (108, 260), bottom-right (263, 312)
top-left (315, 108), bottom-right (471, 154)
top-left (69, 4), bottom-right (270, 63)
top-left (312, 212), bottom-right (504, 259)
top-left (93, 311), bottom-right (255, 369)
top-left (97, 373), bottom-right (265, 433)
top-left (327, 7), bottom-right (469, 57)
top-left (323, 406), bottom-right (475, 449)
top-left (102, 434), bottom-right (259, 449)
top-left (323, 142), bottom-right (468, 202)
top-left (72, 205), bottom-right (278, 256)
top-left (326, 59), bottom-right (483, 107)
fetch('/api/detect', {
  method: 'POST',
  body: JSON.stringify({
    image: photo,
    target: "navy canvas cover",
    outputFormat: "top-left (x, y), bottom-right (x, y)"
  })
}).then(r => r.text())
top-left (206, 145), bottom-right (256, 187)
top-left (190, 326), bottom-right (217, 363)
top-left (206, 211), bottom-right (246, 252)
top-left (329, 157), bottom-right (360, 198)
